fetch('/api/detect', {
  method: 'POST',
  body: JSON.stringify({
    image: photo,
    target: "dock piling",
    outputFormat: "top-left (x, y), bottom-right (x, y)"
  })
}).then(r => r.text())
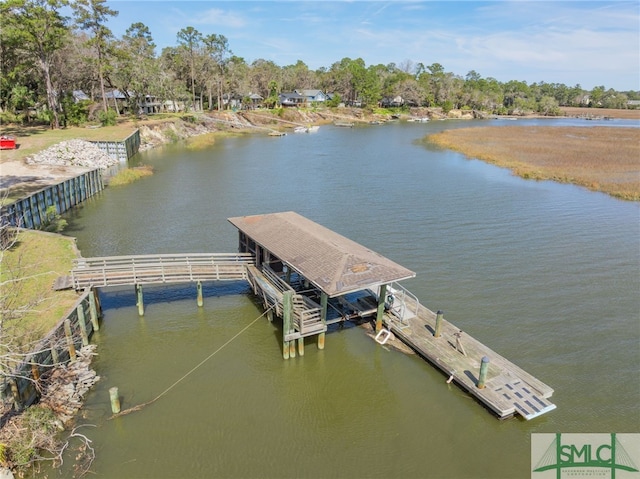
top-left (434, 310), bottom-right (444, 337)
top-left (376, 284), bottom-right (388, 332)
top-left (109, 387), bottom-right (121, 414)
top-left (477, 356), bottom-right (490, 389)
top-left (136, 284), bottom-right (144, 316)
top-left (196, 281), bottom-right (203, 307)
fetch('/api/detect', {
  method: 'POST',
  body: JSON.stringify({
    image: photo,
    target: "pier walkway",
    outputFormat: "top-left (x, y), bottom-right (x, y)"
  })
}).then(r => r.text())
top-left (71, 253), bottom-right (253, 289)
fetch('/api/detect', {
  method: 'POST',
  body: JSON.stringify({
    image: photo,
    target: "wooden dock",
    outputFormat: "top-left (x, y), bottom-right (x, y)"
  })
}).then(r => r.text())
top-left (379, 285), bottom-right (556, 420)
top-left (64, 212), bottom-right (555, 420)
top-left (70, 253), bottom-right (253, 289)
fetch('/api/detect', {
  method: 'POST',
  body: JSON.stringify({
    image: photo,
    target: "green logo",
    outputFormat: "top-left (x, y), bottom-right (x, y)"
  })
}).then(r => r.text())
top-left (531, 433), bottom-right (640, 479)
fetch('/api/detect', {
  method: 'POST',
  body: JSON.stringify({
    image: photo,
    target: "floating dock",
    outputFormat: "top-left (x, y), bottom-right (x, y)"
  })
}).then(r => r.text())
top-left (379, 285), bottom-right (555, 420)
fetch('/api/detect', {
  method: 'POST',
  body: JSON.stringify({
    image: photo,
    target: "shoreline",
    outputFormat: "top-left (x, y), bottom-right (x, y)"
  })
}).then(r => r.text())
top-left (1, 107), bottom-right (638, 202)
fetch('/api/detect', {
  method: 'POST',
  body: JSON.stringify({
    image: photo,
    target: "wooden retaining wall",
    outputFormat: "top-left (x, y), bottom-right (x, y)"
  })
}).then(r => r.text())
top-left (90, 129), bottom-right (140, 162)
top-left (1, 168), bottom-right (103, 229)
top-left (2, 289), bottom-right (102, 410)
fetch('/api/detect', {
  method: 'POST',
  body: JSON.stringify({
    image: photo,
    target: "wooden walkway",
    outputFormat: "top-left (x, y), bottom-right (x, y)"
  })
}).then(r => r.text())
top-left (70, 253), bottom-right (254, 289)
top-left (246, 265), bottom-right (326, 339)
top-left (381, 287), bottom-right (556, 420)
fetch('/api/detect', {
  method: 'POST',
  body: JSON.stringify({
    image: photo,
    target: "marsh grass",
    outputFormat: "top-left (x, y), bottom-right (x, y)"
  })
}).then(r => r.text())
top-left (427, 126), bottom-right (640, 201)
top-left (108, 164), bottom-right (154, 186)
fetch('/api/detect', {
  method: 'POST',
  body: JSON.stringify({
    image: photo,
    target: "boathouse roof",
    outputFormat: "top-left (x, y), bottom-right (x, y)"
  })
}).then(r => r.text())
top-left (228, 212), bottom-right (415, 297)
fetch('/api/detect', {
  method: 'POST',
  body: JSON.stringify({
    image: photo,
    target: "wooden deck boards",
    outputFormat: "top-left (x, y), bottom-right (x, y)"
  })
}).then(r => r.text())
top-left (71, 253), bottom-right (254, 289)
top-left (384, 302), bottom-right (555, 420)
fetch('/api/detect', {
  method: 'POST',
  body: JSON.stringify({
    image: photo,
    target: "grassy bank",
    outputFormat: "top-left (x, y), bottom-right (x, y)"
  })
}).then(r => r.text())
top-left (1, 230), bottom-right (80, 348)
top-left (426, 126), bottom-right (640, 201)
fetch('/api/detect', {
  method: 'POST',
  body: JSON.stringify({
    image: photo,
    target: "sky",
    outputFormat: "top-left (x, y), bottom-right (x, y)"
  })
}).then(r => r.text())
top-left (103, 1), bottom-right (640, 91)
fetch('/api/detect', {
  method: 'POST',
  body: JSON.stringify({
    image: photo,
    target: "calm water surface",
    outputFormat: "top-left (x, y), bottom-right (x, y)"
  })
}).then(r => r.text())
top-left (57, 118), bottom-right (639, 478)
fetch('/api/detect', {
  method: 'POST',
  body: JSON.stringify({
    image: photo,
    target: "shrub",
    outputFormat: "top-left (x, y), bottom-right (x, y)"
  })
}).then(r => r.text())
top-left (98, 109), bottom-right (117, 126)
top-left (40, 205), bottom-right (67, 233)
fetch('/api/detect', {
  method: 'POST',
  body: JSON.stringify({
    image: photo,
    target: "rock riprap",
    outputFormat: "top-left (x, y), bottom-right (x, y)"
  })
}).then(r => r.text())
top-left (25, 139), bottom-right (119, 169)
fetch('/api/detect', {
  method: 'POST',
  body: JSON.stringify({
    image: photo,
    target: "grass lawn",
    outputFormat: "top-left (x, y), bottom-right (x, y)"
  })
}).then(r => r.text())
top-left (1, 230), bottom-right (80, 350)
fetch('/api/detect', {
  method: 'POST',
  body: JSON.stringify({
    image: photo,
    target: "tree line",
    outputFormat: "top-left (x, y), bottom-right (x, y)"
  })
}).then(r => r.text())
top-left (2, 0), bottom-right (638, 129)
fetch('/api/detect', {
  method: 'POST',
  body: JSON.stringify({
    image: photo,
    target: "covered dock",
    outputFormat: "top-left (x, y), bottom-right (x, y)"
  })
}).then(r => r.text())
top-left (228, 211), bottom-right (555, 420)
top-left (228, 211), bottom-right (416, 358)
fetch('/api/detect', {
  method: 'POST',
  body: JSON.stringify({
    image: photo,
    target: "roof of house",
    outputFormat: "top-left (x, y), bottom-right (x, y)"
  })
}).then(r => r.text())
top-left (228, 211), bottom-right (415, 297)
top-left (296, 89), bottom-right (325, 98)
top-left (279, 92), bottom-right (305, 99)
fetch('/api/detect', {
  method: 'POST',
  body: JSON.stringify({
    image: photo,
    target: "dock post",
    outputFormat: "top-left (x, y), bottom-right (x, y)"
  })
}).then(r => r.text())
top-left (135, 284), bottom-right (144, 316)
top-left (64, 318), bottom-right (77, 362)
top-left (77, 304), bottom-right (89, 346)
top-left (89, 289), bottom-right (100, 331)
top-left (196, 281), bottom-right (203, 307)
top-left (109, 387), bottom-right (121, 414)
top-left (282, 291), bottom-right (293, 359)
top-left (318, 293), bottom-right (328, 350)
top-left (477, 356), bottom-right (490, 389)
top-left (375, 284), bottom-right (388, 332)
top-left (434, 310), bottom-right (444, 338)
top-left (298, 337), bottom-right (304, 356)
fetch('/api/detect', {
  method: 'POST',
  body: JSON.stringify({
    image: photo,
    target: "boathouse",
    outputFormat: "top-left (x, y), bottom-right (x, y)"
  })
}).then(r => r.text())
top-left (228, 211), bottom-right (416, 357)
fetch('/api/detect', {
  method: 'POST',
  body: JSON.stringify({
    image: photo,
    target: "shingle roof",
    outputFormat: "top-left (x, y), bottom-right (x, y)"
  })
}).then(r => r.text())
top-left (228, 212), bottom-right (415, 297)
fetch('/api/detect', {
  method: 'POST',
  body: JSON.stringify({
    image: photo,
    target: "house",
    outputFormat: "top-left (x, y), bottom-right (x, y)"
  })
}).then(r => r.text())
top-left (72, 90), bottom-right (90, 103)
top-left (381, 95), bottom-right (405, 107)
top-left (294, 89), bottom-right (328, 104)
top-left (222, 93), bottom-right (243, 110)
top-left (247, 93), bottom-right (264, 109)
top-left (279, 91), bottom-right (305, 107)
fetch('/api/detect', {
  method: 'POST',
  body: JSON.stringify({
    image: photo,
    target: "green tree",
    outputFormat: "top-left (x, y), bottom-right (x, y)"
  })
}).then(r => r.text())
top-left (73, 0), bottom-right (118, 113)
top-left (114, 22), bottom-right (158, 114)
top-left (176, 26), bottom-right (202, 111)
top-left (203, 33), bottom-right (232, 110)
top-left (1, 0), bottom-right (70, 128)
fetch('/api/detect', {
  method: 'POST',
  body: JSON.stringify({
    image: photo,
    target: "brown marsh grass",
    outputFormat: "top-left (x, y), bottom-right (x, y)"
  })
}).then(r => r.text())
top-left (427, 126), bottom-right (640, 201)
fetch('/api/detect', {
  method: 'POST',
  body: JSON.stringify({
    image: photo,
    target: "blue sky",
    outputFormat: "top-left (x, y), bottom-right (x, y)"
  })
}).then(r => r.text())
top-left (104, 1), bottom-right (640, 91)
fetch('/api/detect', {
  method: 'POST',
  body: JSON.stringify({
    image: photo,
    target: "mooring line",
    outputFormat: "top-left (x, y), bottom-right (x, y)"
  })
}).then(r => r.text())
top-left (108, 304), bottom-right (276, 419)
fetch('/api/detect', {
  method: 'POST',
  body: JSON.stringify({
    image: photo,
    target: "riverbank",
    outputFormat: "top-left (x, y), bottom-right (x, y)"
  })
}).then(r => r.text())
top-left (2, 107), bottom-right (638, 200)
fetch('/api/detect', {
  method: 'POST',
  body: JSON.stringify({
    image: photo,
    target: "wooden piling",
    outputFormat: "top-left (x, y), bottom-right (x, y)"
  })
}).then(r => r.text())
top-left (319, 293), bottom-right (328, 350)
top-left (434, 310), bottom-right (444, 338)
top-left (89, 288), bottom-right (100, 331)
top-left (77, 305), bottom-right (89, 346)
top-left (64, 318), bottom-right (77, 361)
top-left (136, 284), bottom-right (144, 316)
top-left (282, 291), bottom-right (293, 359)
top-left (477, 356), bottom-right (490, 389)
top-left (298, 337), bottom-right (305, 356)
top-left (376, 284), bottom-right (388, 332)
top-left (196, 281), bottom-right (203, 307)
top-left (109, 387), bottom-right (121, 414)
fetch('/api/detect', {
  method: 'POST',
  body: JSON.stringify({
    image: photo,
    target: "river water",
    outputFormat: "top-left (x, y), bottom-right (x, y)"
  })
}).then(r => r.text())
top-left (57, 118), bottom-right (639, 478)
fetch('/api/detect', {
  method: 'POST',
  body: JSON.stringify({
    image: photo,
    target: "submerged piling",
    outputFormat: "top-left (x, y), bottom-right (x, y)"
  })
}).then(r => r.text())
top-left (109, 387), bottom-right (121, 414)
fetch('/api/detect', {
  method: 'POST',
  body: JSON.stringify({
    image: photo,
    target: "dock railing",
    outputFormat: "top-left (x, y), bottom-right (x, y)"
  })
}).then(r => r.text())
top-left (385, 282), bottom-right (420, 326)
top-left (71, 253), bottom-right (254, 289)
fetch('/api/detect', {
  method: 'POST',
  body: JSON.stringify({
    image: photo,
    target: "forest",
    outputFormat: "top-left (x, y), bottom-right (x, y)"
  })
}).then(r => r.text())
top-left (2, 0), bottom-right (639, 130)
